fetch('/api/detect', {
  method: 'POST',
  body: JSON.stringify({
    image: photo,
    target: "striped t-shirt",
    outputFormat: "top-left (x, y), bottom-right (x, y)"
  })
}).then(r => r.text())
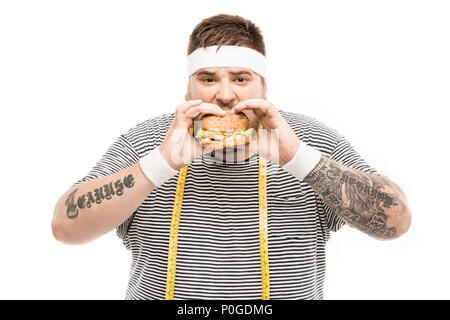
top-left (74, 109), bottom-right (377, 300)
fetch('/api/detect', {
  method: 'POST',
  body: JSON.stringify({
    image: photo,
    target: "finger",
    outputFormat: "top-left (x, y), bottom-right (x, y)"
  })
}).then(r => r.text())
top-left (192, 139), bottom-right (215, 157)
top-left (235, 98), bottom-right (266, 108)
top-left (177, 99), bottom-right (203, 113)
top-left (185, 103), bottom-right (227, 119)
top-left (201, 144), bottom-right (215, 155)
top-left (232, 99), bottom-right (270, 114)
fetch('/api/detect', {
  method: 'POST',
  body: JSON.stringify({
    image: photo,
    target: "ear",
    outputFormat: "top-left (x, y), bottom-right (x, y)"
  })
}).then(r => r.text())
top-left (262, 77), bottom-right (267, 99)
top-left (185, 78), bottom-right (192, 101)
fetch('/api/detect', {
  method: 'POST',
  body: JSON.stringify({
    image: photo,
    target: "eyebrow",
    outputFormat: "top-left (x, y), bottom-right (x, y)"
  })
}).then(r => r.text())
top-left (195, 70), bottom-right (254, 77)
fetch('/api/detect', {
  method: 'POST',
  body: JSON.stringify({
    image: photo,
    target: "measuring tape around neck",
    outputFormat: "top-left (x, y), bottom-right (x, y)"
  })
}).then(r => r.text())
top-left (165, 124), bottom-right (270, 300)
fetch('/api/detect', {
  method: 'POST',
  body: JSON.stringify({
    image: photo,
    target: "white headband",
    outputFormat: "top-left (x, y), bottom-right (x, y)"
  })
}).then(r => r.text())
top-left (187, 45), bottom-right (266, 79)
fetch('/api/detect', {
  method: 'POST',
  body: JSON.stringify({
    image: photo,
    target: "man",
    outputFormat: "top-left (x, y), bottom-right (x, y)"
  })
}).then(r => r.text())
top-left (52, 14), bottom-right (411, 299)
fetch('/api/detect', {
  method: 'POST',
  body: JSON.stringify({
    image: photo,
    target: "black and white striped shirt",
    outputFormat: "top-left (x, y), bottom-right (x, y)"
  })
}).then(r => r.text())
top-left (74, 110), bottom-right (377, 300)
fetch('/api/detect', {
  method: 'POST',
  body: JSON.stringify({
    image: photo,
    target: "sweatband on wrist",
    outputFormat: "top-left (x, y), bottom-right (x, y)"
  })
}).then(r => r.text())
top-left (187, 45), bottom-right (267, 79)
top-left (139, 146), bottom-right (178, 188)
top-left (282, 142), bottom-right (322, 181)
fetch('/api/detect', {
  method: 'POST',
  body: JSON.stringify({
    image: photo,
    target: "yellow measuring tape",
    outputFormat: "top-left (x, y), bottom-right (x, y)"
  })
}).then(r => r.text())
top-left (165, 124), bottom-right (270, 300)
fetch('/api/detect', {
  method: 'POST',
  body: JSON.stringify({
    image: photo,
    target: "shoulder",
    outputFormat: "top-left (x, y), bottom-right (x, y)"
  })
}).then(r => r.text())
top-left (121, 112), bottom-right (175, 157)
top-left (278, 109), bottom-right (343, 156)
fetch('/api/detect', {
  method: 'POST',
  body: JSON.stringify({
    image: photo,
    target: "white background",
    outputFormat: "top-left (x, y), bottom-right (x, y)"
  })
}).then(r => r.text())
top-left (0, 0), bottom-right (449, 299)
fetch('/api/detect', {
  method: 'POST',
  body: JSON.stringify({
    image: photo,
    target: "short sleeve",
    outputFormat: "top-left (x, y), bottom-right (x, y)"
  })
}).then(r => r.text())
top-left (321, 137), bottom-right (379, 232)
top-left (72, 134), bottom-right (140, 246)
top-left (72, 134), bottom-right (139, 186)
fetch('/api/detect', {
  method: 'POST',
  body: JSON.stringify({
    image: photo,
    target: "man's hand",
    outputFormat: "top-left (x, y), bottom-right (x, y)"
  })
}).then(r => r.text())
top-left (159, 100), bottom-right (226, 170)
top-left (232, 99), bottom-right (301, 166)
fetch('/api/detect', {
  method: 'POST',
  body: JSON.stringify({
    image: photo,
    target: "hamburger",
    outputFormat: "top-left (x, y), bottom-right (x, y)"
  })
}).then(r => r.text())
top-left (195, 109), bottom-right (254, 150)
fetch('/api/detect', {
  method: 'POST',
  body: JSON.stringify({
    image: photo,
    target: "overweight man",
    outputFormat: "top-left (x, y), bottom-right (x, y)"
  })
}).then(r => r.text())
top-left (52, 14), bottom-right (411, 300)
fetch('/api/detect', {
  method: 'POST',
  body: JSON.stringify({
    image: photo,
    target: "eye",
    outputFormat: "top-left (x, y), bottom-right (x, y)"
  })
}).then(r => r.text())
top-left (236, 77), bottom-right (248, 83)
top-left (202, 78), bottom-right (215, 83)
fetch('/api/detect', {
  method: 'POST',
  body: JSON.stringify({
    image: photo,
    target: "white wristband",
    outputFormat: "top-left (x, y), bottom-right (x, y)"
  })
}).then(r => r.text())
top-left (282, 142), bottom-right (322, 181)
top-left (139, 146), bottom-right (178, 188)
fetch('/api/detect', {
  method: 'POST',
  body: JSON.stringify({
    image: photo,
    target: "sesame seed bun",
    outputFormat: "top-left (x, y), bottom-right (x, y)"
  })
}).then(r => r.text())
top-left (201, 110), bottom-right (249, 132)
top-left (197, 109), bottom-right (252, 149)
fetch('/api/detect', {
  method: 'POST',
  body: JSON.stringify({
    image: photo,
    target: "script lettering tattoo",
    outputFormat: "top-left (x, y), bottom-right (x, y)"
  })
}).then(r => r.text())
top-left (64, 174), bottom-right (135, 219)
top-left (86, 191), bottom-right (95, 208)
top-left (304, 155), bottom-right (399, 239)
top-left (103, 182), bottom-right (115, 199)
top-left (123, 174), bottom-right (135, 188)
top-left (114, 179), bottom-right (124, 196)
top-left (94, 187), bottom-right (105, 204)
top-left (77, 194), bottom-right (86, 209)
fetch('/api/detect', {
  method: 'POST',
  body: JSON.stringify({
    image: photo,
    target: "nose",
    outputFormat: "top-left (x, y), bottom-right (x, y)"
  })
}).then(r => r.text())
top-left (215, 80), bottom-right (235, 107)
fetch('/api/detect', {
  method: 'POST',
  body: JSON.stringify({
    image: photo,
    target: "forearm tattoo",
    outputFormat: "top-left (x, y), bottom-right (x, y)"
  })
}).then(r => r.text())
top-left (65, 174), bottom-right (135, 219)
top-left (304, 155), bottom-right (399, 239)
